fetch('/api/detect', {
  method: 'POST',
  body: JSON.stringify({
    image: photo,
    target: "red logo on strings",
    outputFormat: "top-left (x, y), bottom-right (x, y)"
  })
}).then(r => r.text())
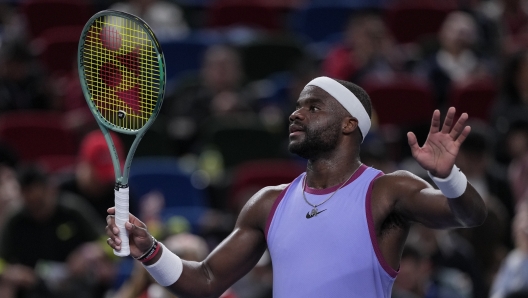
top-left (98, 27), bottom-right (141, 114)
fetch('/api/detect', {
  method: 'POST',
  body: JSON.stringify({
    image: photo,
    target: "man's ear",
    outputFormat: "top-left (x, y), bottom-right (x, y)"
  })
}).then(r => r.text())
top-left (342, 117), bottom-right (359, 135)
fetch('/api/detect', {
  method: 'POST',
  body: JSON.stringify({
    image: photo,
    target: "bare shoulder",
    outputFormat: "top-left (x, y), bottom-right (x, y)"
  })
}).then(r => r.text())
top-left (373, 170), bottom-right (432, 198)
top-left (237, 184), bottom-right (290, 232)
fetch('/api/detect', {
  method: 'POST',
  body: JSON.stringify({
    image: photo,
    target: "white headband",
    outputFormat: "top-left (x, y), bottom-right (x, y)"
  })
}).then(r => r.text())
top-left (306, 76), bottom-right (371, 142)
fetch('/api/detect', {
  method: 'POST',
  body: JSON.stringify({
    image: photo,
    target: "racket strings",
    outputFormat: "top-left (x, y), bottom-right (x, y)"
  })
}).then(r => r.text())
top-left (82, 15), bottom-right (161, 131)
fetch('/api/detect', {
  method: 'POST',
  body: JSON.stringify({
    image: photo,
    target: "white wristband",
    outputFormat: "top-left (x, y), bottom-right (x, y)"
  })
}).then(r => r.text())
top-left (428, 165), bottom-right (467, 199)
top-left (142, 243), bottom-right (183, 287)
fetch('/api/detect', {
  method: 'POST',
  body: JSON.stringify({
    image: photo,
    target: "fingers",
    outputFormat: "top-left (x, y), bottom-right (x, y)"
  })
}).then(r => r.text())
top-left (439, 108), bottom-right (471, 143)
top-left (105, 207), bottom-right (152, 254)
top-left (105, 215), bottom-right (121, 250)
top-left (429, 109), bottom-right (441, 134)
top-left (441, 107), bottom-right (456, 134)
top-left (449, 112), bottom-right (468, 140)
top-left (407, 131), bottom-right (419, 155)
top-left (455, 125), bottom-right (471, 146)
top-left (107, 237), bottom-right (121, 251)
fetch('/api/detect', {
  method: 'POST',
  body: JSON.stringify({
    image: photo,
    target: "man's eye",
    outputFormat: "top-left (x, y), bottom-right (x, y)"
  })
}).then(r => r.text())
top-left (309, 105), bottom-right (318, 111)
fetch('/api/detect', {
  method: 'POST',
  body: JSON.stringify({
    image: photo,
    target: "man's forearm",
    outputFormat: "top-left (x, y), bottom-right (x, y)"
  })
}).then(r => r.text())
top-left (428, 165), bottom-right (487, 227)
top-left (447, 183), bottom-right (488, 227)
top-left (142, 245), bottom-right (219, 298)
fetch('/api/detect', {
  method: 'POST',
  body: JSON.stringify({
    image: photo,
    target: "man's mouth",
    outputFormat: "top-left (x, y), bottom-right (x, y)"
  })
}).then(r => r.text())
top-left (289, 124), bottom-right (305, 136)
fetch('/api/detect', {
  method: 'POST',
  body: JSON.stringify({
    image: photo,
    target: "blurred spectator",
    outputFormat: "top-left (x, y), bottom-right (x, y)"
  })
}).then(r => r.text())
top-left (500, 0), bottom-right (528, 36)
top-left (453, 121), bottom-right (511, 293)
top-left (114, 232), bottom-right (237, 298)
top-left (0, 165), bottom-right (101, 298)
top-left (460, 0), bottom-right (502, 57)
top-left (506, 121), bottom-right (528, 206)
top-left (455, 121), bottom-right (512, 215)
top-left (322, 12), bottom-right (404, 84)
top-left (60, 130), bottom-right (136, 226)
top-left (499, 0), bottom-right (528, 54)
top-left (253, 56), bottom-right (321, 138)
top-left (54, 241), bottom-right (117, 298)
top-left (491, 50), bottom-right (528, 138)
top-left (57, 61), bottom-right (97, 135)
top-left (490, 202), bottom-right (528, 298)
top-left (110, 0), bottom-right (189, 41)
top-left (506, 290), bottom-right (528, 298)
top-left (359, 132), bottom-right (398, 174)
top-left (0, 40), bottom-right (56, 112)
top-left (392, 244), bottom-right (469, 298)
top-left (0, 164), bottom-right (22, 232)
top-left (0, 4), bottom-right (27, 44)
top-left (406, 225), bottom-right (486, 298)
top-left (416, 11), bottom-right (495, 107)
top-left (164, 44), bottom-right (257, 155)
top-left (231, 250), bottom-right (272, 298)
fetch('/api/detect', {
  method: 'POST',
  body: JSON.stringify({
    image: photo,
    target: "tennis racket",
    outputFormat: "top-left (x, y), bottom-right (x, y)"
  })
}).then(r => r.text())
top-left (78, 10), bottom-right (165, 256)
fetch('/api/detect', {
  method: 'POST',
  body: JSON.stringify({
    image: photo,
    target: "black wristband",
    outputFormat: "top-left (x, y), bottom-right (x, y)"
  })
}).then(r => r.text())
top-left (134, 237), bottom-right (158, 261)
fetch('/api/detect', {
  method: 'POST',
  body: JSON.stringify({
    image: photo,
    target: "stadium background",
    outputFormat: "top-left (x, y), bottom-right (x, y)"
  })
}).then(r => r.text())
top-left (0, 0), bottom-right (527, 297)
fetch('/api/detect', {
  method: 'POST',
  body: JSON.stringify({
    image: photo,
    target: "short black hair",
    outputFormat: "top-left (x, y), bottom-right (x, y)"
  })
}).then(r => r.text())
top-left (460, 121), bottom-right (493, 155)
top-left (18, 164), bottom-right (48, 189)
top-left (501, 50), bottom-right (528, 104)
top-left (506, 291), bottom-right (528, 298)
top-left (334, 79), bottom-right (373, 118)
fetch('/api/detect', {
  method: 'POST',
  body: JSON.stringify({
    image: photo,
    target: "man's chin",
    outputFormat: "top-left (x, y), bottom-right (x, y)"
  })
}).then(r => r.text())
top-left (288, 143), bottom-right (309, 159)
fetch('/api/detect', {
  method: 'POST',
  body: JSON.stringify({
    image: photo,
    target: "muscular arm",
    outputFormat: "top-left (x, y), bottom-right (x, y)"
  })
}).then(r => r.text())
top-left (400, 107), bottom-right (487, 228)
top-left (107, 186), bottom-right (283, 298)
top-left (379, 171), bottom-right (487, 229)
top-left (167, 187), bottom-right (274, 297)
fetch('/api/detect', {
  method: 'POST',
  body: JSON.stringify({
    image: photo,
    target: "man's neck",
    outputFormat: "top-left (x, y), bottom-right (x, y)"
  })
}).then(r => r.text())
top-left (305, 154), bottom-right (362, 189)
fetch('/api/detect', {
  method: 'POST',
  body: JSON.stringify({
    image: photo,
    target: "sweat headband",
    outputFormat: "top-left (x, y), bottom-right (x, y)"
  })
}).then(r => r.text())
top-left (306, 76), bottom-right (371, 142)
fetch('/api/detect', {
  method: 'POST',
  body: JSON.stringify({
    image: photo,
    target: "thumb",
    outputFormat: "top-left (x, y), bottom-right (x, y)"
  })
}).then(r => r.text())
top-left (125, 221), bottom-right (153, 253)
top-left (125, 221), bottom-right (148, 238)
top-left (125, 221), bottom-right (144, 236)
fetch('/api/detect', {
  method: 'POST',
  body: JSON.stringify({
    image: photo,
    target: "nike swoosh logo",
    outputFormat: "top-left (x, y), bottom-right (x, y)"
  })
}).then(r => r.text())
top-left (306, 209), bottom-right (327, 219)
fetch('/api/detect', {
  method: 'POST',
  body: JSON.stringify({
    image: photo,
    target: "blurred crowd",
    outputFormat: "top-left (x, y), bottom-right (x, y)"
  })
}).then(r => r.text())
top-left (0, 0), bottom-right (528, 297)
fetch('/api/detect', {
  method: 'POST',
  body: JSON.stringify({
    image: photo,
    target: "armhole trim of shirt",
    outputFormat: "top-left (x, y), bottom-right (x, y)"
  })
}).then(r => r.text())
top-left (365, 172), bottom-right (399, 278)
top-left (265, 184), bottom-right (290, 242)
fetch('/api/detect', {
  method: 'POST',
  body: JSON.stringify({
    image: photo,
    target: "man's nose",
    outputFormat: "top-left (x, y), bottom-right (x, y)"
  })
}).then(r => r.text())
top-left (289, 108), bottom-right (305, 123)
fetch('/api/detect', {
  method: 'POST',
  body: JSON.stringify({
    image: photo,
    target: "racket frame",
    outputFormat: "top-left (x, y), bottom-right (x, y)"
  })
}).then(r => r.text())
top-left (77, 10), bottom-right (166, 257)
top-left (77, 9), bottom-right (166, 187)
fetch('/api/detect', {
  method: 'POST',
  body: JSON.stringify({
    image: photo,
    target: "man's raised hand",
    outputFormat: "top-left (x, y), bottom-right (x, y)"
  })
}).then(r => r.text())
top-left (407, 107), bottom-right (471, 178)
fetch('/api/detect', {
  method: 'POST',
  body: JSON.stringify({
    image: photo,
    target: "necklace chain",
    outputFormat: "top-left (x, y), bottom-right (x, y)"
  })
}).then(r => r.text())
top-left (303, 164), bottom-right (362, 216)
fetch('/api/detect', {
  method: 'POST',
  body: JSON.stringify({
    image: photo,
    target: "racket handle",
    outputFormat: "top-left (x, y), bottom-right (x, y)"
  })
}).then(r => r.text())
top-left (114, 187), bottom-right (130, 257)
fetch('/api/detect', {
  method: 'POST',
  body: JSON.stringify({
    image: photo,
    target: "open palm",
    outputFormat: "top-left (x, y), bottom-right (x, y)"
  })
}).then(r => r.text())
top-left (407, 107), bottom-right (471, 178)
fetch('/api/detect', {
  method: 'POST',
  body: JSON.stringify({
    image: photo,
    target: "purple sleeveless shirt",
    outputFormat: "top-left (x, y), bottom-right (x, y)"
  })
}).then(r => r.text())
top-left (265, 165), bottom-right (397, 298)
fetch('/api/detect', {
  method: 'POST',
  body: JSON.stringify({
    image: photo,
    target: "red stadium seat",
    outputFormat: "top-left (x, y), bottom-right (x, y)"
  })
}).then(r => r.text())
top-left (35, 26), bottom-right (84, 76)
top-left (0, 111), bottom-right (79, 162)
top-left (20, 0), bottom-right (93, 39)
top-left (36, 154), bottom-right (77, 174)
top-left (448, 77), bottom-right (498, 122)
top-left (361, 74), bottom-right (436, 128)
top-left (383, 0), bottom-right (457, 44)
top-left (239, 37), bottom-right (306, 81)
top-left (206, 0), bottom-right (283, 31)
top-left (228, 159), bottom-right (305, 213)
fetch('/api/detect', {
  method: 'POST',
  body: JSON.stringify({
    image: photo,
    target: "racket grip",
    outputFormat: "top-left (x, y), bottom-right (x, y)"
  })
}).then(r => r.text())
top-left (114, 187), bottom-right (130, 256)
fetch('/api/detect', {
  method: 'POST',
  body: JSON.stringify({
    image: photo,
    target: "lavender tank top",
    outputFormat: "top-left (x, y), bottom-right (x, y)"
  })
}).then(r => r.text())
top-left (265, 165), bottom-right (397, 298)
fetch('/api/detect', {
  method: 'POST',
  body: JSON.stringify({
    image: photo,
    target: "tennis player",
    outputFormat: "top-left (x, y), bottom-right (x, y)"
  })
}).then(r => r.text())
top-left (106, 76), bottom-right (487, 298)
